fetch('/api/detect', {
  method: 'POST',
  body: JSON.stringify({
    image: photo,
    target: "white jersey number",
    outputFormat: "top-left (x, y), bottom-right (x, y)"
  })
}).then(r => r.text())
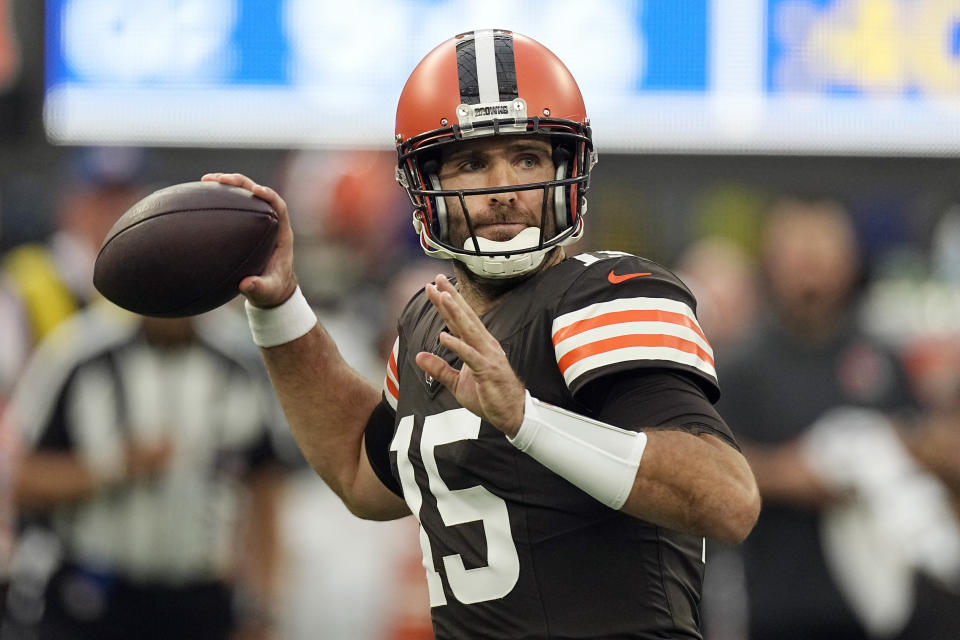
top-left (390, 409), bottom-right (520, 606)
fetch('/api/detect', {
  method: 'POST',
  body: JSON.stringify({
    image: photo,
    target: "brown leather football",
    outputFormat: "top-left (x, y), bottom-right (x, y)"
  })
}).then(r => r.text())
top-left (94, 181), bottom-right (278, 317)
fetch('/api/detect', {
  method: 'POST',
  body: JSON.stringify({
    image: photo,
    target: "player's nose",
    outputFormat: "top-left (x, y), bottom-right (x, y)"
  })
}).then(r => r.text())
top-left (486, 159), bottom-right (519, 204)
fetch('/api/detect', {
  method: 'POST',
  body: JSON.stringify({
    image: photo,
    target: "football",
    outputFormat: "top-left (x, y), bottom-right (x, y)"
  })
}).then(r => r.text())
top-left (93, 181), bottom-right (279, 317)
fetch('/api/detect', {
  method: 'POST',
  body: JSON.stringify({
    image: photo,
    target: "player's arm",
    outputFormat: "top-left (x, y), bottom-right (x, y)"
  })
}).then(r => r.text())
top-left (252, 324), bottom-right (407, 520)
top-left (578, 374), bottom-right (760, 543)
top-left (418, 274), bottom-right (759, 544)
top-left (504, 387), bottom-right (759, 544)
top-left (627, 429), bottom-right (758, 542)
top-left (201, 173), bottom-right (407, 521)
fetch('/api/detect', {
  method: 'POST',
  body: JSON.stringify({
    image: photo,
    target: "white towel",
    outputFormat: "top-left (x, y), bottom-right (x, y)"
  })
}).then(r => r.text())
top-left (802, 407), bottom-right (960, 638)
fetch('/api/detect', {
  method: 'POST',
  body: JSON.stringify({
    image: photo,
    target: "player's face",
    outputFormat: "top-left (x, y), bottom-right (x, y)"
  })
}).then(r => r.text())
top-left (764, 200), bottom-right (859, 322)
top-left (437, 136), bottom-right (556, 248)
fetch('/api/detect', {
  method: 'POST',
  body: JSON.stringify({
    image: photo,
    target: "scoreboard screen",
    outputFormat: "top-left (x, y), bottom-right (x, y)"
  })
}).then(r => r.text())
top-left (44, 0), bottom-right (960, 155)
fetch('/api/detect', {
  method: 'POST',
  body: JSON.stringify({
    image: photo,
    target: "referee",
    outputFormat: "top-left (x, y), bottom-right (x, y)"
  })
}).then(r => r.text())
top-left (4, 302), bottom-right (287, 640)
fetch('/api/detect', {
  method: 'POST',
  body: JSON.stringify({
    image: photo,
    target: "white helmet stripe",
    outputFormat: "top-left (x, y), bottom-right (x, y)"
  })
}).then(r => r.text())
top-left (455, 29), bottom-right (517, 105)
top-left (474, 29), bottom-right (500, 104)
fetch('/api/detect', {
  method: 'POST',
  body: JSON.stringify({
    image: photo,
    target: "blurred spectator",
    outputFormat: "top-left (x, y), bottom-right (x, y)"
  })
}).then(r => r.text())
top-left (275, 148), bottom-right (415, 311)
top-left (674, 236), bottom-right (760, 353)
top-left (0, 0), bottom-right (20, 91)
top-left (931, 204), bottom-right (960, 288)
top-left (2, 302), bottom-right (288, 640)
top-left (894, 204), bottom-right (960, 538)
top-left (0, 146), bottom-right (149, 627)
top-left (901, 337), bottom-right (960, 415)
top-left (717, 195), bottom-right (960, 640)
top-left (0, 406), bottom-right (15, 611)
top-left (0, 146), bottom-right (150, 403)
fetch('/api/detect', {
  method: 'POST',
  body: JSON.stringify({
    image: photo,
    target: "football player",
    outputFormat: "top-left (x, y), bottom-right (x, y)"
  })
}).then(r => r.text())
top-left (205, 29), bottom-right (760, 639)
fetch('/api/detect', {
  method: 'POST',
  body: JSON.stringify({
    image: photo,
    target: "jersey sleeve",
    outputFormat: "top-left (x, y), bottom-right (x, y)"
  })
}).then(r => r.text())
top-left (580, 369), bottom-right (739, 450)
top-left (363, 399), bottom-right (402, 497)
top-left (552, 253), bottom-right (720, 402)
top-left (366, 336), bottom-right (402, 496)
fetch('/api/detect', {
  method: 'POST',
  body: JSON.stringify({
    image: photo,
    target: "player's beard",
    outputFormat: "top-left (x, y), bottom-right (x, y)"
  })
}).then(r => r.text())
top-left (447, 186), bottom-right (562, 298)
top-left (448, 199), bottom-right (543, 247)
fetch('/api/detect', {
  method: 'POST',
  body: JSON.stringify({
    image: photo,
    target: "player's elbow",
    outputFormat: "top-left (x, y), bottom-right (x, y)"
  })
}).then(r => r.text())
top-left (700, 439), bottom-right (761, 544)
top-left (341, 493), bottom-right (384, 520)
top-left (336, 466), bottom-right (411, 522)
top-left (710, 479), bottom-right (761, 544)
top-left (342, 494), bottom-right (410, 521)
top-left (343, 499), bottom-right (380, 520)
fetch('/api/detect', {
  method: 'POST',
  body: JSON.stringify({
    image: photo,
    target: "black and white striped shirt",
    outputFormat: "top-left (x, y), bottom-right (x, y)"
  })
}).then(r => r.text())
top-left (10, 302), bottom-right (282, 585)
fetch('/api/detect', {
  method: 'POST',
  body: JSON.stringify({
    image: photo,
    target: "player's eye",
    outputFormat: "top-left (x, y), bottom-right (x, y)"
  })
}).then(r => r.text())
top-left (518, 155), bottom-right (539, 169)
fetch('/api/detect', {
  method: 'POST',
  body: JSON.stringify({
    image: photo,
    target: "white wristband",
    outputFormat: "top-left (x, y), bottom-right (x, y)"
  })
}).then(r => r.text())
top-left (245, 286), bottom-right (317, 347)
top-left (508, 391), bottom-right (647, 510)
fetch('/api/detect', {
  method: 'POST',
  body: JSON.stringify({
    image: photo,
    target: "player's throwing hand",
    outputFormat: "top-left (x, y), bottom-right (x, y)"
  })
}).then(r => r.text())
top-left (415, 274), bottom-right (526, 437)
top-left (201, 172), bottom-right (298, 309)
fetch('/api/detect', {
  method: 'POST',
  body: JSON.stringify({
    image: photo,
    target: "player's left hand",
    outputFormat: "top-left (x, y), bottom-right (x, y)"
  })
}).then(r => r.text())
top-left (416, 274), bottom-right (525, 437)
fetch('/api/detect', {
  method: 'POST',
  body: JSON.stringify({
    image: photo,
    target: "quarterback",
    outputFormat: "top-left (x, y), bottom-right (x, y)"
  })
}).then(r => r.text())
top-left (206, 29), bottom-right (760, 639)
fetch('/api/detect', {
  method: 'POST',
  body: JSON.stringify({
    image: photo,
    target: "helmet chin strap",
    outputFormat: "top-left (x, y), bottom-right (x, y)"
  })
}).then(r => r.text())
top-left (463, 226), bottom-right (544, 253)
top-left (413, 216), bottom-right (584, 279)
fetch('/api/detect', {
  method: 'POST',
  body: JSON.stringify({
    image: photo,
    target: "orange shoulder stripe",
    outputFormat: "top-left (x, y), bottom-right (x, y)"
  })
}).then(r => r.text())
top-left (553, 309), bottom-right (708, 345)
top-left (388, 349), bottom-right (399, 380)
top-left (556, 333), bottom-right (715, 375)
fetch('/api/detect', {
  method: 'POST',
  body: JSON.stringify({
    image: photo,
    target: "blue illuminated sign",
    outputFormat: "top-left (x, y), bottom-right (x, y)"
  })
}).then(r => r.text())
top-left (641, 0), bottom-right (708, 91)
top-left (42, 0), bottom-right (960, 154)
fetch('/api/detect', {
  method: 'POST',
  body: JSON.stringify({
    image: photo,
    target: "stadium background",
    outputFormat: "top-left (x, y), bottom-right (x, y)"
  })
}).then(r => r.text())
top-left (1, 1), bottom-right (960, 639)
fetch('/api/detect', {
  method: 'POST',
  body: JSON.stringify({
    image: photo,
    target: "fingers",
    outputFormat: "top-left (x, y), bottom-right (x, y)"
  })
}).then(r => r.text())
top-left (437, 331), bottom-right (488, 376)
top-left (202, 173), bottom-right (290, 227)
top-left (253, 183), bottom-right (290, 226)
top-left (424, 277), bottom-right (506, 380)
top-left (426, 274), bottom-right (486, 341)
top-left (201, 171), bottom-right (255, 190)
top-left (202, 172), bottom-right (297, 307)
top-left (420, 275), bottom-right (526, 434)
top-left (415, 352), bottom-right (459, 390)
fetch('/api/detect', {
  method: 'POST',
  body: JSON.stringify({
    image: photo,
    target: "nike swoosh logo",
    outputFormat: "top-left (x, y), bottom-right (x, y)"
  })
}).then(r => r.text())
top-left (608, 270), bottom-right (652, 284)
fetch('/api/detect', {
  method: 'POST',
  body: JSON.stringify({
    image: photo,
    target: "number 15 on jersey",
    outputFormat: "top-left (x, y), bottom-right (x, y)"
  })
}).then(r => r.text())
top-left (390, 409), bottom-right (520, 606)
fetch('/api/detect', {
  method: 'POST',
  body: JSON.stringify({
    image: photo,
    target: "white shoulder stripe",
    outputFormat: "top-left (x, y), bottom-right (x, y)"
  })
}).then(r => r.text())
top-left (561, 347), bottom-right (717, 389)
top-left (383, 337), bottom-right (399, 411)
top-left (553, 296), bottom-right (701, 333)
top-left (552, 296), bottom-right (715, 389)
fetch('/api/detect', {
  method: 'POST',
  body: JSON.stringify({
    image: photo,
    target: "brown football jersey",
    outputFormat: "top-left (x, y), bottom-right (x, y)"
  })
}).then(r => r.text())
top-left (368, 251), bottom-right (733, 639)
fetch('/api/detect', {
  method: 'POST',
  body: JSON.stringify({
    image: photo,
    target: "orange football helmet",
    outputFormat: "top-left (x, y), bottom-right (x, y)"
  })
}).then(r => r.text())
top-left (395, 29), bottom-right (597, 278)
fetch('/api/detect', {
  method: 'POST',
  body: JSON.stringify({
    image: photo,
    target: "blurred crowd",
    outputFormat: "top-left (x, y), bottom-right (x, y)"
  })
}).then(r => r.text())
top-left (0, 144), bottom-right (959, 640)
top-left (0, 146), bottom-right (436, 640)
